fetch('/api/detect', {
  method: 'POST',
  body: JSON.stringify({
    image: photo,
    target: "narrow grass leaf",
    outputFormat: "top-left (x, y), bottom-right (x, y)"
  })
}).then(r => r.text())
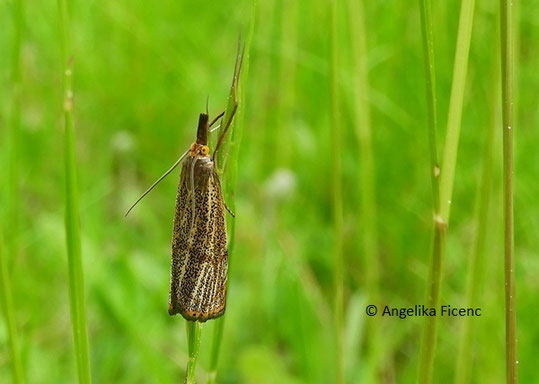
top-left (58, 0), bottom-right (92, 382)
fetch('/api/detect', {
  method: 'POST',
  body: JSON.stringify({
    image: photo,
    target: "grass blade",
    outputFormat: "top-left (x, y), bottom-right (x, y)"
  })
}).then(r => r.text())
top-left (329, 0), bottom-right (344, 382)
top-left (500, 0), bottom-right (517, 381)
top-left (439, 0), bottom-right (476, 224)
top-left (206, 5), bottom-right (255, 383)
top-left (58, 0), bottom-right (92, 382)
top-left (418, 0), bottom-right (441, 214)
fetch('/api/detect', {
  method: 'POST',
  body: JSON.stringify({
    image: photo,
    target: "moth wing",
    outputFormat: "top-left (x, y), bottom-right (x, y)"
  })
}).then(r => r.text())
top-left (169, 157), bottom-right (228, 322)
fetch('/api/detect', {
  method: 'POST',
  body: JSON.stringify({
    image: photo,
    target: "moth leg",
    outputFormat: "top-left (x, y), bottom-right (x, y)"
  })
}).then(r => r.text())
top-left (209, 111), bottom-right (225, 128)
top-left (209, 124), bottom-right (221, 133)
top-left (224, 201), bottom-right (235, 218)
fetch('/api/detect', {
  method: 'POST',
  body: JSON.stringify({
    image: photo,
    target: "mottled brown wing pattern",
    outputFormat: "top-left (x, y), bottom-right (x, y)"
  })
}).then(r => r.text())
top-left (168, 155), bottom-right (228, 322)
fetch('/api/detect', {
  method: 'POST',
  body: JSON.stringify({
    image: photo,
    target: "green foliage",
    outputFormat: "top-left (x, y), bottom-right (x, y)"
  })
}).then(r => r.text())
top-left (0, 0), bottom-right (538, 383)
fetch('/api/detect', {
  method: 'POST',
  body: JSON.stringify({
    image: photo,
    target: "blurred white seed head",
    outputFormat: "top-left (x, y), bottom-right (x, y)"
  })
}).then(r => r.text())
top-left (264, 168), bottom-right (297, 201)
top-left (112, 130), bottom-right (135, 153)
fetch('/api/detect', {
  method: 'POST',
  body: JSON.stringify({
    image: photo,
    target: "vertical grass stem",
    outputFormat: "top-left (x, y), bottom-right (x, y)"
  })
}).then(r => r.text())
top-left (500, 0), bottom-right (517, 381)
top-left (1, 0), bottom-right (26, 381)
top-left (185, 321), bottom-right (202, 384)
top-left (330, 0), bottom-right (344, 383)
top-left (0, 233), bottom-right (24, 383)
top-left (454, 48), bottom-right (500, 384)
top-left (416, 0), bottom-right (445, 382)
top-left (418, 0), bottom-right (476, 381)
top-left (6, 0), bottom-right (24, 259)
top-left (206, 5), bottom-right (255, 383)
top-left (58, 0), bottom-right (92, 382)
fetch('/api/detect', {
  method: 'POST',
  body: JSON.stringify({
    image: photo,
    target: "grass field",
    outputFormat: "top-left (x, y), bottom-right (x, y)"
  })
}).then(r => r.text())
top-left (1, 0), bottom-right (538, 383)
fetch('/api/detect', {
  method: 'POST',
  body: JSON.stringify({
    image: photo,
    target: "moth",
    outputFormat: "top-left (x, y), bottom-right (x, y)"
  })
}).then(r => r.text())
top-left (126, 47), bottom-right (243, 322)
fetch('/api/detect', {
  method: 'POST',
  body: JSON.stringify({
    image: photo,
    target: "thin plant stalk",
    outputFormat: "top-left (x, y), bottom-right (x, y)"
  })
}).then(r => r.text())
top-left (330, 0), bottom-right (344, 383)
top-left (185, 321), bottom-right (203, 384)
top-left (417, 0), bottom-right (444, 381)
top-left (1, 0), bottom-right (26, 381)
top-left (0, 233), bottom-right (24, 383)
top-left (6, 0), bottom-right (24, 260)
top-left (207, 315), bottom-right (224, 384)
top-left (500, 0), bottom-right (517, 381)
top-left (418, 0), bottom-right (476, 381)
top-left (275, 0), bottom-right (298, 168)
top-left (58, 0), bottom-right (92, 382)
top-left (206, 6), bottom-right (255, 383)
top-left (418, 224), bottom-right (445, 384)
top-left (255, 0), bottom-right (276, 176)
top-left (455, 66), bottom-right (499, 384)
top-left (347, 0), bottom-right (381, 378)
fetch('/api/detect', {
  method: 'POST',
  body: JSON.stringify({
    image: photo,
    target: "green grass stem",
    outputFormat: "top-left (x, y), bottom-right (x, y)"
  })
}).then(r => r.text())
top-left (207, 316), bottom-right (224, 384)
top-left (0, 233), bottom-right (24, 383)
top-left (347, 0), bottom-right (381, 379)
top-left (1, 0), bottom-right (26, 382)
top-left (417, 0), bottom-right (444, 382)
top-left (58, 0), bottom-right (92, 382)
top-left (500, 0), bottom-right (517, 381)
top-left (418, 222), bottom-right (445, 384)
top-left (330, 0), bottom-right (344, 383)
top-left (185, 321), bottom-right (203, 384)
top-left (418, 0), bottom-right (476, 381)
top-left (455, 64), bottom-right (499, 384)
top-left (6, 0), bottom-right (24, 259)
top-left (274, 0), bottom-right (297, 168)
top-left (206, 5), bottom-right (255, 383)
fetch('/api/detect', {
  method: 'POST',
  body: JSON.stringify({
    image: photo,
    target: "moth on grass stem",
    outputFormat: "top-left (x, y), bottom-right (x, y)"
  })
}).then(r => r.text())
top-left (126, 45), bottom-right (244, 322)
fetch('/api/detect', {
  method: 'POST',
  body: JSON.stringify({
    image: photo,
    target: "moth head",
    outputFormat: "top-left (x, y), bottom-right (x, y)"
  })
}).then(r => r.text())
top-left (189, 142), bottom-right (211, 157)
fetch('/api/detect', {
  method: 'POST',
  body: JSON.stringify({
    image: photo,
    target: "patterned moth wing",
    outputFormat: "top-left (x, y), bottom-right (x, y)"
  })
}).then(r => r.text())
top-left (168, 154), bottom-right (228, 322)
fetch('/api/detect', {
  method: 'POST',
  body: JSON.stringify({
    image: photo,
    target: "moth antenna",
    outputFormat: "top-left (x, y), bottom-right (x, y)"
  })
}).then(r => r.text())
top-left (206, 95), bottom-right (210, 116)
top-left (125, 149), bottom-right (189, 217)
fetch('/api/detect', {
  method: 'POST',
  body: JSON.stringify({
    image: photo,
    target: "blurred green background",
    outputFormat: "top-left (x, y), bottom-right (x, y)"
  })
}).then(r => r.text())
top-left (1, 0), bottom-right (538, 383)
